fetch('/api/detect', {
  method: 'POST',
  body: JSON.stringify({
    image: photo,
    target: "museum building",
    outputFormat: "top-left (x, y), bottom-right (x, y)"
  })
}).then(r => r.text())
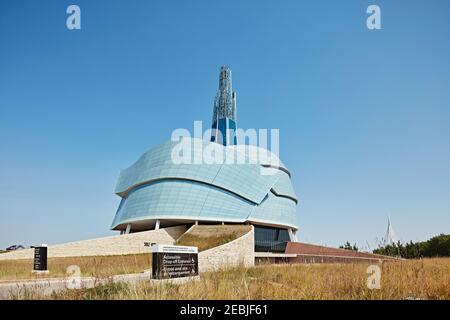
top-left (111, 67), bottom-right (299, 252)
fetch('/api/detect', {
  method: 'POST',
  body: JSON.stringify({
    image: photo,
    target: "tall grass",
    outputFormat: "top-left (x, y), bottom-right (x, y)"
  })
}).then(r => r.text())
top-left (0, 254), bottom-right (151, 281)
top-left (44, 258), bottom-right (450, 300)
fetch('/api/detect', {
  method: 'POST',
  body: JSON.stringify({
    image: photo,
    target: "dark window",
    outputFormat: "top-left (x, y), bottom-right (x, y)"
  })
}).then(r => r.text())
top-left (254, 226), bottom-right (290, 252)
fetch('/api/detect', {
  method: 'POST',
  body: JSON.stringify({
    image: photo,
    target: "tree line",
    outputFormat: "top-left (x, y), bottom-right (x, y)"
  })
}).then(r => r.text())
top-left (372, 234), bottom-right (450, 259)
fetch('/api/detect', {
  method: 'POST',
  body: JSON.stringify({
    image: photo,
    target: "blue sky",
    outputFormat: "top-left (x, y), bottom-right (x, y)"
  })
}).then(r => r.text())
top-left (1, 0), bottom-right (449, 250)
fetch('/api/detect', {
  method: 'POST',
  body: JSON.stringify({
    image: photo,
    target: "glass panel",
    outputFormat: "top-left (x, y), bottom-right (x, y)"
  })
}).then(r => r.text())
top-left (254, 225), bottom-right (290, 252)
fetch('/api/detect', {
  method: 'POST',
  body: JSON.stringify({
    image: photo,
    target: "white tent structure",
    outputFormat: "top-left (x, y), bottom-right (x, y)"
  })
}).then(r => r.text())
top-left (383, 216), bottom-right (399, 246)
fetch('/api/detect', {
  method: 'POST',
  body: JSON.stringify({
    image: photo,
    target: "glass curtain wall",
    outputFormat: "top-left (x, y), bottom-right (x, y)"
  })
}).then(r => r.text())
top-left (254, 225), bottom-right (290, 252)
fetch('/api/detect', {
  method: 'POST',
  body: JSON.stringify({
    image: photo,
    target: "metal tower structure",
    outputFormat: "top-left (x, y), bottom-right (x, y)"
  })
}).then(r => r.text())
top-left (211, 66), bottom-right (237, 145)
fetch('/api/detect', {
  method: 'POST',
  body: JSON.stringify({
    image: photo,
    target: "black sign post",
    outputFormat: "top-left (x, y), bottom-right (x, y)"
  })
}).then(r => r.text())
top-left (151, 245), bottom-right (198, 279)
top-left (32, 245), bottom-right (48, 273)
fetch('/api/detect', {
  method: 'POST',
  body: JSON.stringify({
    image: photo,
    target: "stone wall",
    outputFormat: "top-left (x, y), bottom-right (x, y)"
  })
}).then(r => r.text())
top-left (1, 224), bottom-right (256, 273)
top-left (198, 226), bottom-right (254, 273)
top-left (0, 225), bottom-right (187, 260)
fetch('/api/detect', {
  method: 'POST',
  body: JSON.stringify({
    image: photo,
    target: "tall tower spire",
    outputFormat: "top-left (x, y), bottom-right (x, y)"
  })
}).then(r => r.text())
top-left (211, 66), bottom-right (237, 145)
top-left (383, 216), bottom-right (399, 246)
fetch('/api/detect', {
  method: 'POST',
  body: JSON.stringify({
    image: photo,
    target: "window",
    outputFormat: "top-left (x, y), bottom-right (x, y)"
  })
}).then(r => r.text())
top-left (254, 225), bottom-right (290, 252)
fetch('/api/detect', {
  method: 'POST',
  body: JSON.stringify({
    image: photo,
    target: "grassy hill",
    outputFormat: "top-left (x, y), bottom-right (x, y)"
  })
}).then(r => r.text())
top-left (175, 225), bottom-right (251, 252)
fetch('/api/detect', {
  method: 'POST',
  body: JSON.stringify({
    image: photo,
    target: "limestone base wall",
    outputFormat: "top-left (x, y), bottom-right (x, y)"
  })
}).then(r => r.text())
top-left (198, 226), bottom-right (255, 273)
top-left (0, 225), bottom-right (187, 260)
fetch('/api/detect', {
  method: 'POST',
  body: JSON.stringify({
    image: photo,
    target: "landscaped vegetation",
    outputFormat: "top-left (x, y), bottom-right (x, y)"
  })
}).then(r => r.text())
top-left (175, 225), bottom-right (251, 252)
top-left (0, 254), bottom-right (151, 281)
top-left (0, 225), bottom-right (251, 282)
top-left (3, 229), bottom-right (448, 300)
top-left (13, 258), bottom-right (449, 300)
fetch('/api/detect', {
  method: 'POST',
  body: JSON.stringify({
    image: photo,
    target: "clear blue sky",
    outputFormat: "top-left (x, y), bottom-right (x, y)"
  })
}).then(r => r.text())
top-left (1, 0), bottom-right (449, 250)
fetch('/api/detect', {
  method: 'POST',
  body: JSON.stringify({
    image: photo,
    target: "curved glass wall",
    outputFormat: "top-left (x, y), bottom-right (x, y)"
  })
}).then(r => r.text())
top-left (111, 138), bottom-right (299, 232)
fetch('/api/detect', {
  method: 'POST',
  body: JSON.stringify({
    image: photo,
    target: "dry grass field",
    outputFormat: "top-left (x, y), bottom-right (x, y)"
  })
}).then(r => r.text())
top-left (0, 254), bottom-right (151, 281)
top-left (13, 257), bottom-right (448, 300)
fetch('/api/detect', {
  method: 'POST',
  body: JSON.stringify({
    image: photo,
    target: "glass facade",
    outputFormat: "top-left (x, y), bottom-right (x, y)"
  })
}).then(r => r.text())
top-left (111, 138), bottom-right (298, 232)
top-left (211, 118), bottom-right (237, 145)
top-left (111, 66), bottom-right (299, 245)
top-left (254, 226), bottom-right (291, 252)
